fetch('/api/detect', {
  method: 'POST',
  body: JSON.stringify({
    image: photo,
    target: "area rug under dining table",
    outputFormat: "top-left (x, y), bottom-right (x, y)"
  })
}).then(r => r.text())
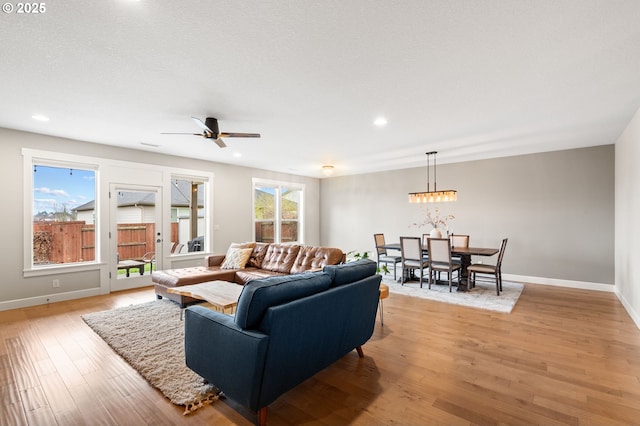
top-left (381, 274), bottom-right (524, 313)
top-left (82, 299), bottom-right (221, 414)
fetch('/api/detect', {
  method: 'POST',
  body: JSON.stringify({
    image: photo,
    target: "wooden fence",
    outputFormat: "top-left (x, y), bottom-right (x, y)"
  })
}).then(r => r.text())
top-left (33, 221), bottom-right (179, 264)
top-left (254, 221), bottom-right (298, 243)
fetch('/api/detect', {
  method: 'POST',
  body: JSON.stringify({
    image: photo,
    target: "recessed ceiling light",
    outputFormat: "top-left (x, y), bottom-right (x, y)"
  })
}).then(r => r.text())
top-left (32, 114), bottom-right (49, 122)
top-left (373, 117), bottom-right (387, 127)
top-left (233, 152), bottom-right (242, 158)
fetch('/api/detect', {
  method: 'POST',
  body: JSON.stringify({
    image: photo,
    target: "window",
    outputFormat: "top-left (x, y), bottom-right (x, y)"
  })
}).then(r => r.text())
top-left (171, 176), bottom-right (207, 253)
top-left (253, 180), bottom-right (304, 243)
top-left (32, 163), bottom-right (97, 266)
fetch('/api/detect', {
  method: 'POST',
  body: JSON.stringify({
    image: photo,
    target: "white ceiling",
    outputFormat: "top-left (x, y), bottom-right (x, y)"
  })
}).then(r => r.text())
top-left (2, 1), bottom-right (640, 178)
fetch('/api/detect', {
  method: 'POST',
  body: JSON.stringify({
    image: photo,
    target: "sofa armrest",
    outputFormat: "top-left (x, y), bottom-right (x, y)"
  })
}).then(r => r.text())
top-left (206, 255), bottom-right (225, 267)
top-left (184, 306), bottom-right (269, 411)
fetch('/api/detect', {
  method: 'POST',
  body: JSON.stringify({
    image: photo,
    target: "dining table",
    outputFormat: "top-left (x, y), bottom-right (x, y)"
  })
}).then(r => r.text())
top-left (381, 243), bottom-right (499, 292)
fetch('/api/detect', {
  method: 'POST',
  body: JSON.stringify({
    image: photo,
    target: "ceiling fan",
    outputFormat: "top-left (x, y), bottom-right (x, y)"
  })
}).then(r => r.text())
top-left (162, 117), bottom-right (260, 148)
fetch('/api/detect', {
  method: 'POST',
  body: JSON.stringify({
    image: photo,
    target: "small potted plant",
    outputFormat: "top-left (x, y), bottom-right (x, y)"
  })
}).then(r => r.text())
top-left (346, 250), bottom-right (390, 275)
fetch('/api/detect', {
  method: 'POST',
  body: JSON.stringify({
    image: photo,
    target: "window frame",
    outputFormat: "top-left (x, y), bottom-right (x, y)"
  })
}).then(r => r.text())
top-left (23, 149), bottom-right (215, 278)
top-left (169, 173), bottom-right (211, 255)
top-left (252, 178), bottom-right (305, 244)
top-left (23, 150), bottom-right (101, 276)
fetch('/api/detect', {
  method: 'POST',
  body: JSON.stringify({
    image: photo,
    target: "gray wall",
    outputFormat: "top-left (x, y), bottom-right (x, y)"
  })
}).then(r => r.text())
top-left (320, 145), bottom-right (614, 285)
top-left (615, 108), bottom-right (640, 325)
top-left (0, 128), bottom-right (320, 306)
top-left (0, 126), bottom-right (620, 310)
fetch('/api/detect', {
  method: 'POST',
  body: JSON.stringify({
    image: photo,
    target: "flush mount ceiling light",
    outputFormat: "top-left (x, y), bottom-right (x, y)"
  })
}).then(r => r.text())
top-left (373, 117), bottom-right (387, 127)
top-left (408, 151), bottom-right (457, 203)
top-left (32, 114), bottom-right (49, 122)
top-left (321, 165), bottom-right (334, 176)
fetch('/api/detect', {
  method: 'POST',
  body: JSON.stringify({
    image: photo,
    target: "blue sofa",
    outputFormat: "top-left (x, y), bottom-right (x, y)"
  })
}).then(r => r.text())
top-left (184, 259), bottom-right (381, 425)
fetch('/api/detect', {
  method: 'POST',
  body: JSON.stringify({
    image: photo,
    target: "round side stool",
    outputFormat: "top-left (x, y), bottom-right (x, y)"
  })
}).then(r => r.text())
top-left (378, 283), bottom-right (389, 325)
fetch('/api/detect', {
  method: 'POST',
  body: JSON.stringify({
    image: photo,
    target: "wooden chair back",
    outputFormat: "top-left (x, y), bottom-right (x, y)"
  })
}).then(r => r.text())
top-left (496, 238), bottom-right (508, 270)
top-left (374, 233), bottom-right (387, 256)
top-left (450, 234), bottom-right (469, 249)
top-left (400, 236), bottom-right (422, 262)
top-left (428, 238), bottom-right (452, 264)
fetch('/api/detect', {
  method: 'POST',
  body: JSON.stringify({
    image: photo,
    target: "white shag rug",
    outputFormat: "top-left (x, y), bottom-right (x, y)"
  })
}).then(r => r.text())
top-left (381, 273), bottom-right (524, 313)
top-left (82, 299), bottom-right (220, 414)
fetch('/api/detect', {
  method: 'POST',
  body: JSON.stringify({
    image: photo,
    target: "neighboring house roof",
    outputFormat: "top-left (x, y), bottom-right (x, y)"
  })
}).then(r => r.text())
top-left (74, 180), bottom-right (204, 212)
top-left (74, 200), bottom-right (95, 212)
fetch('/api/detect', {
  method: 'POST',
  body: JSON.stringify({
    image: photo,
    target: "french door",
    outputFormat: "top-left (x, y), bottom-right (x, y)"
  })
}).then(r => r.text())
top-left (109, 184), bottom-right (163, 292)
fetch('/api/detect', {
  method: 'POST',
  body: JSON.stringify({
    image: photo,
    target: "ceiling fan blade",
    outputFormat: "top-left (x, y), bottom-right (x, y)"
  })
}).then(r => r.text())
top-left (219, 132), bottom-right (261, 138)
top-left (214, 138), bottom-right (227, 148)
top-left (191, 117), bottom-right (212, 133)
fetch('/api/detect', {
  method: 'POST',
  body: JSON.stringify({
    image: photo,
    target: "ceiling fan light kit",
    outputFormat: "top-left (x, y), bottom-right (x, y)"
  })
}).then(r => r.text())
top-left (408, 151), bottom-right (457, 203)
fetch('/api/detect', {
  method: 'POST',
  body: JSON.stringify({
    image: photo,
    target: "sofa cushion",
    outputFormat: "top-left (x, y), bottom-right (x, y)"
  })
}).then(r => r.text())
top-left (152, 266), bottom-right (236, 287)
top-left (234, 272), bottom-right (332, 330)
top-left (289, 246), bottom-right (344, 274)
top-left (247, 243), bottom-right (270, 268)
top-left (234, 269), bottom-right (286, 285)
top-left (323, 259), bottom-right (377, 287)
top-left (260, 244), bottom-right (300, 273)
top-left (221, 247), bottom-right (253, 269)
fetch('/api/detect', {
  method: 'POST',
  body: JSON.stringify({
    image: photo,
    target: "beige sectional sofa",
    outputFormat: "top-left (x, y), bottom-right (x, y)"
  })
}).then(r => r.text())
top-left (152, 242), bottom-right (345, 307)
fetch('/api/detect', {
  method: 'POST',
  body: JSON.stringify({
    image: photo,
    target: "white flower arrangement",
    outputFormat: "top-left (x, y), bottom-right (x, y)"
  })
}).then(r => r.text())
top-left (411, 207), bottom-right (455, 231)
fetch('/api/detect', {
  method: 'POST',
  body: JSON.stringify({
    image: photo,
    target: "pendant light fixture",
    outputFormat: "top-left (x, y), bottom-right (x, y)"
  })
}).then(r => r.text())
top-left (408, 151), bottom-right (457, 203)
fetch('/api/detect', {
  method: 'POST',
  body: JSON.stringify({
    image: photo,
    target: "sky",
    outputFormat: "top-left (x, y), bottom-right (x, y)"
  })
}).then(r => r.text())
top-left (33, 165), bottom-right (95, 213)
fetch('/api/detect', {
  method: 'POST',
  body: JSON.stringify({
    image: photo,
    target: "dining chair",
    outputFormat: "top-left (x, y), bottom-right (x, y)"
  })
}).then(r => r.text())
top-left (400, 236), bottom-right (429, 287)
top-left (427, 237), bottom-right (461, 292)
top-left (450, 234), bottom-right (469, 249)
top-left (468, 238), bottom-right (508, 295)
top-left (450, 233), bottom-right (469, 265)
top-left (420, 234), bottom-right (431, 258)
top-left (374, 233), bottom-right (401, 280)
top-left (421, 233), bottom-right (435, 277)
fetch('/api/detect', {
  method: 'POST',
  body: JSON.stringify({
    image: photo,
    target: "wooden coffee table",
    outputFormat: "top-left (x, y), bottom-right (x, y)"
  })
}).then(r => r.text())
top-left (167, 280), bottom-right (244, 319)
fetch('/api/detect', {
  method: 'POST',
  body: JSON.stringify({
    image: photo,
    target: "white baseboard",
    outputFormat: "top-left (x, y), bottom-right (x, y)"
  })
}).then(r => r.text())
top-left (0, 287), bottom-right (103, 312)
top-left (614, 289), bottom-right (640, 330)
top-left (502, 273), bottom-right (615, 292)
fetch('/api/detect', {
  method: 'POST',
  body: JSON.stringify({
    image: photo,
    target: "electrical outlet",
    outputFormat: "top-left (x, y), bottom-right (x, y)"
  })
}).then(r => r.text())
top-left (52, 279), bottom-right (60, 288)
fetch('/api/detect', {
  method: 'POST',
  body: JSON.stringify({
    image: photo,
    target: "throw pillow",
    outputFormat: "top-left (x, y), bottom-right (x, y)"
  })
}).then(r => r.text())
top-left (247, 243), bottom-right (269, 268)
top-left (221, 247), bottom-right (253, 269)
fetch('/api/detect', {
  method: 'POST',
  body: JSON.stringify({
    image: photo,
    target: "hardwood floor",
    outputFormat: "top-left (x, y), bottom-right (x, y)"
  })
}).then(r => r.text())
top-left (1, 283), bottom-right (640, 425)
